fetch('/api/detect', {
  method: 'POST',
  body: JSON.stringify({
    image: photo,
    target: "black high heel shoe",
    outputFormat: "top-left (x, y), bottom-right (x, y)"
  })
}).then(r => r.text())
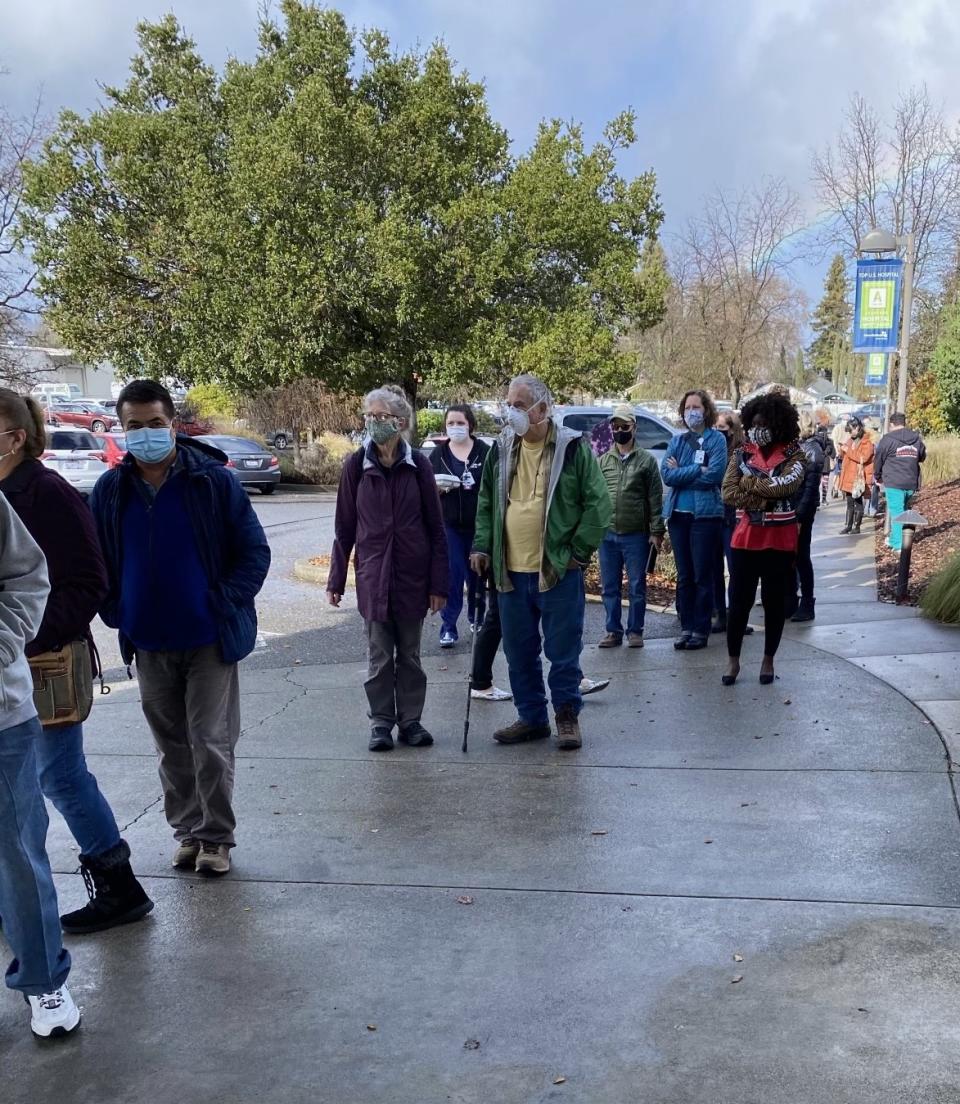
top-left (721, 673), bottom-right (738, 686)
top-left (759, 671), bottom-right (775, 685)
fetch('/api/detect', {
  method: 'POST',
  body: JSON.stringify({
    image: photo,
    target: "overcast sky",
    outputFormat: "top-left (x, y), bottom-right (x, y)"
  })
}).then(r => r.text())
top-left (4, 0), bottom-right (960, 302)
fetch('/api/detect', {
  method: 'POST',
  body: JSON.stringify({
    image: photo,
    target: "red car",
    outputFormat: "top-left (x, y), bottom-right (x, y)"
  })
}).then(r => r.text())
top-left (47, 401), bottom-right (118, 433)
top-left (93, 432), bottom-right (127, 468)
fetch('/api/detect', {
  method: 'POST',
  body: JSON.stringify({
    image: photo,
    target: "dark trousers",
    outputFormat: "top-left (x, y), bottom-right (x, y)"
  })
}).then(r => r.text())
top-left (498, 569), bottom-right (584, 726)
top-left (364, 617), bottom-right (427, 730)
top-left (795, 516), bottom-right (815, 606)
top-left (441, 525), bottom-right (485, 636)
top-left (713, 522), bottom-right (733, 621)
top-left (668, 513), bottom-right (722, 638)
top-left (727, 548), bottom-right (795, 659)
top-left (471, 581), bottom-right (502, 692)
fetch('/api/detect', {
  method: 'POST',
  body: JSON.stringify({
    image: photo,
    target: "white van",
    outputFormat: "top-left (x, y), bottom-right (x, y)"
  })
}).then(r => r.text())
top-left (31, 382), bottom-right (72, 400)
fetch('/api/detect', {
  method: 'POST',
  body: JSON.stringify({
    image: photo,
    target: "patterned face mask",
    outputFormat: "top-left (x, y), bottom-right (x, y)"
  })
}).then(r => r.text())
top-left (748, 426), bottom-right (772, 447)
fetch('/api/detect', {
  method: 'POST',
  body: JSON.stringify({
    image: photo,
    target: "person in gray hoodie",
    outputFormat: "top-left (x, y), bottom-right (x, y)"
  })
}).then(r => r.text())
top-left (875, 413), bottom-right (926, 551)
top-left (0, 493), bottom-right (83, 1038)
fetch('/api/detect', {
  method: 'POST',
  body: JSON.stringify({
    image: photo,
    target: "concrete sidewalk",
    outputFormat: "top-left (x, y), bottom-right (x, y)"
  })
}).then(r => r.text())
top-left (5, 506), bottom-right (960, 1103)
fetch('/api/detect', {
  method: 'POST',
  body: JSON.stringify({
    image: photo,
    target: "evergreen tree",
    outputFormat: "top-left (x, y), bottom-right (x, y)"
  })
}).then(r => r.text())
top-left (793, 348), bottom-right (805, 390)
top-left (809, 254), bottom-right (851, 379)
top-left (931, 298), bottom-right (960, 430)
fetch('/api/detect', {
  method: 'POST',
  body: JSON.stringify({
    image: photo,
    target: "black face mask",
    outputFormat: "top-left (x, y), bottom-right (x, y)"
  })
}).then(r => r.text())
top-left (613, 429), bottom-right (633, 445)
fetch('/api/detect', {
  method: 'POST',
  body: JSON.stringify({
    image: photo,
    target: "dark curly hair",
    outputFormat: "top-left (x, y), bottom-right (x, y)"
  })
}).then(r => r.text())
top-left (739, 392), bottom-right (799, 445)
top-left (677, 389), bottom-right (718, 428)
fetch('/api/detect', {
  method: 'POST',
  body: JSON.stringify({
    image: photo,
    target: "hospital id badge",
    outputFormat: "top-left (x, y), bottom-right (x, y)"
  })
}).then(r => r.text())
top-left (694, 449), bottom-right (706, 465)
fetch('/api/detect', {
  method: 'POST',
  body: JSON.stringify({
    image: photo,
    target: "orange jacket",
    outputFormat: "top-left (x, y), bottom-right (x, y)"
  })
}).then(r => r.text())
top-left (838, 435), bottom-right (875, 494)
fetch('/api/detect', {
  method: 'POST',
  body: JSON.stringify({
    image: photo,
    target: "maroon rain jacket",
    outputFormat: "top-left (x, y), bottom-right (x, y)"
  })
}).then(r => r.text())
top-left (0, 458), bottom-right (108, 657)
top-left (327, 443), bottom-right (448, 622)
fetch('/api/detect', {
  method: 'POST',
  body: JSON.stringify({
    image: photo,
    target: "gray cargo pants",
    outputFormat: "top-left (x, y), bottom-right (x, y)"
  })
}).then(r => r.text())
top-left (364, 618), bottom-right (427, 730)
top-left (136, 645), bottom-right (241, 847)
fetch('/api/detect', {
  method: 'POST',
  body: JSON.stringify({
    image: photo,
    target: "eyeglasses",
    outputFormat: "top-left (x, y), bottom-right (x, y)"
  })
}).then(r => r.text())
top-left (364, 412), bottom-right (399, 424)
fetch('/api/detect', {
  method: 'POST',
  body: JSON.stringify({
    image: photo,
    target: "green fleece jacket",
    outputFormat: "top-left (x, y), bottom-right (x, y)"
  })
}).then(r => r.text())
top-left (472, 421), bottom-right (612, 592)
top-left (599, 446), bottom-right (665, 536)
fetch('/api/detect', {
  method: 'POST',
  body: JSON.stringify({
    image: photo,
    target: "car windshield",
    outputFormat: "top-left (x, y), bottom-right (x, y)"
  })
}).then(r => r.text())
top-left (203, 436), bottom-right (265, 454)
top-left (48, 431), bottom-right (98, 450)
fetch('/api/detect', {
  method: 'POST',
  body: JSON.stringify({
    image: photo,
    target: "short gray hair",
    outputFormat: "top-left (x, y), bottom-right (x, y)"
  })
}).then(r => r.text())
top-left (508, 374), bottom-right (553, 411)
top-left (363, 385), bottom-right (413, 423)
top-left (798, 410), bottom-right (815, 438)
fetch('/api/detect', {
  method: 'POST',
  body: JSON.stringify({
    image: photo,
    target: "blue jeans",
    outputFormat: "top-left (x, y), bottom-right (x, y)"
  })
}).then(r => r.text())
top-left (668, 513), bottom-right (722, 638)
top-left (599, 531), bottom-right (649, 636)
top-left (499, 569), bottom-right (585, 726)
top-left (36, 722), bottom-right (122, 860)
top-left (0, 717), bottom-right (70, 996)
top-left (885, 488), bottom-right (915, 551)
top-left (441, 526), bottom-right (485, 637)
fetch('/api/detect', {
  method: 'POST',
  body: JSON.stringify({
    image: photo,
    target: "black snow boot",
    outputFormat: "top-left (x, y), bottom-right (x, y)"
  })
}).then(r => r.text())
top-left (851, 498), bottom-right (865, 534)
top-left (60, 839), bottom-right (154, 935)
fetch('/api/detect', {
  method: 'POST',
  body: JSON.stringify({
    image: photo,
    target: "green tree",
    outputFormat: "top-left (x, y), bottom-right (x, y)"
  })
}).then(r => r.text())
top-left (793, 348), bottom-right (805, 390)
top-left (906, 369), bottom-right (949, 435)
top-left (809, 254), bottom-right (851, 379)
top-left (21, 3), bottom-right (665, 404)
top-left (931, 299), bottom-right (960, 430)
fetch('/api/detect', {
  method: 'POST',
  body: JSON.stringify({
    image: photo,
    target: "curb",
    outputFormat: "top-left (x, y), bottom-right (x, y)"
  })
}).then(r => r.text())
top-left (295, 560), bottom-right (677, 615)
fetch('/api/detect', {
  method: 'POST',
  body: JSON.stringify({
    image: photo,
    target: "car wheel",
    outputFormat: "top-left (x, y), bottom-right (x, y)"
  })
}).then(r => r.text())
top-left (274, 434), bottom-right (287, 450)
top-left (91, 420), bottom-right (106, 432)
top-left (260, 485), bottom-right (276, 495)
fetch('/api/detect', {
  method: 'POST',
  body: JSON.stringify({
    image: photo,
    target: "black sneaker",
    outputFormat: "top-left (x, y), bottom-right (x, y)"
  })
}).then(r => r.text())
top-left (60, 840), bottom-right (154, 935)
top-left (684, 635), bottom-right (708, 650)
top-left (397, 722), bottom-right (434, 747)
top-left (493, 719), bottom-right (552, 744)
top-left (369, 727), bottom-right (395, 752)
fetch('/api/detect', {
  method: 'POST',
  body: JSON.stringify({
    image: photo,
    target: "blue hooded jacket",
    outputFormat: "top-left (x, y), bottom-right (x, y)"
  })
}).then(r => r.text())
top-left (660, 428), bottom-right (727, 519)
top-left (89, 436), bottom-right (271, 666)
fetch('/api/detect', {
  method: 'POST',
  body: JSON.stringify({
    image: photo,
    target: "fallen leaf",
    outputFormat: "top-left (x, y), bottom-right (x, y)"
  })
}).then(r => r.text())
top-left (857, 1007), bottom-right (869, 1013)
top-left (366, 1024), bottom-right (377, 1031)
top-left (553, 1076), bottom-right (567, 1085)
top-left (269, 784), bottom-right (278, 789)
top-left (294, 660), bottom-right (302, 665)
top-left (704, 838), bottom-right (713, 844)
top-left (439, 665), bottom-right (448, 671)
top-left (731, 975), bottom-right (744, 984)
top-left (455, 895), bottom-right (474, 905)
top-left (733, 953), bottom-right (744, 962)
top-left (242, 907), bottom-right (251, 912)
top-left (754, 734), bottom-right (763, 740)
top-left (591, 829), bottom-right (608, 836)
top-left (370, 828), bottom-right (379, 833)
top-left (783, 698), bottom-right (791, 705)
top-left (463, 1038), bottom-right (481, 1050)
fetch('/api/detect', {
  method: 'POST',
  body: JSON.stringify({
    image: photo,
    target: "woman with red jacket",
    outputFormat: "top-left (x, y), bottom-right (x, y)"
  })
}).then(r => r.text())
top-left (721, 392), bottom-right (806, 686)
top-left (0, 389), bottom-right (152, 933)
top-left (837, 415), bottom-right (875, 535)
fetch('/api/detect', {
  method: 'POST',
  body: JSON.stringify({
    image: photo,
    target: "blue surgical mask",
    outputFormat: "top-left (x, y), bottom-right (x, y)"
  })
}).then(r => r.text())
top-left (684, 409), bottom-right (705, 431)
top-left (125, 427), bottom-right (175, 464)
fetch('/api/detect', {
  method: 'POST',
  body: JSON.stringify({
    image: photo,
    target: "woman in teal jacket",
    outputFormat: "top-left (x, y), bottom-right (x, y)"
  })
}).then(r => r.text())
top-left (661, 389), bottom-right (727, 650)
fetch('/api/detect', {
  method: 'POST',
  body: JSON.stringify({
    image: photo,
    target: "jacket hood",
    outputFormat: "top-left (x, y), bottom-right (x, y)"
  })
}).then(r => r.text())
top-left (889, 427), bottom-right (923, 446)
top-left (119, 433), bottom-right (228, 474)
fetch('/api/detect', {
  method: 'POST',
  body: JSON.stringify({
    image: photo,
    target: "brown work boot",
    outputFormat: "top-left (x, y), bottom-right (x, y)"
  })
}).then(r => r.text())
top-left (627, 632), bottom-right (644, 648)
top-left (493, 718), bottom-right (551, 744)
top-left (597, 632), bottom-right (622, 648)
top-left (554, 704), bottom-right (582, 751)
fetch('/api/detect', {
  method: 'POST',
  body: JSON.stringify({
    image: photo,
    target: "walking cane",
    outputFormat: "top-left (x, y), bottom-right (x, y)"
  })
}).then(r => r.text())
top-left (462, 571), bottom-right (490, 754)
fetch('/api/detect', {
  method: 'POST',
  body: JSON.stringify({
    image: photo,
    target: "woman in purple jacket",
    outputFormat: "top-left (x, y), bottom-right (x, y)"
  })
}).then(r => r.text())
top-left (0, 390), bottom-right (152, 933)
top-left (327, 387), bottom-right (449, 751)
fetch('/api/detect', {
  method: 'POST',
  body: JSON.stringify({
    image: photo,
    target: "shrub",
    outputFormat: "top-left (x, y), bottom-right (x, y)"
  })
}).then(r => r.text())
top-left (921, 436), bottom-right (960, 486)
top-left (278, 433), bottom-right (355, 486)
top-left (415, 409), bottom-right (446, 442)
top-left (920, 550), bottom-right (960, 624)
top-left (907, 371), bottom-right (949, 436)
top-left (185, 383), bottom-right (237, 421)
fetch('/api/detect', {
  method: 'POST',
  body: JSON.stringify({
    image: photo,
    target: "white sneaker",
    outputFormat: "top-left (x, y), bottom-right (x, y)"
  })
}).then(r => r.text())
top-left (471, 685), bottom-right (513, 701)
top-left (28, 986), bottom-right (81, 1037)
top-left (580, 677), bottom-right (610, 696)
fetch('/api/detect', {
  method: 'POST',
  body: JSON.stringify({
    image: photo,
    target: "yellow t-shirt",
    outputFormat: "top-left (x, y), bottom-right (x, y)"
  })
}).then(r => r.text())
top-left (505, 437), bottom-right (547, 573)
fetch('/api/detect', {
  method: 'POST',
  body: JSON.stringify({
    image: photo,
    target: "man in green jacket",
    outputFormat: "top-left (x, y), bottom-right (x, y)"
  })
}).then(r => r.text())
top-left (470, 374), bottom-right (611, 750)
top-left (597, 404), bottom-right (665, 648)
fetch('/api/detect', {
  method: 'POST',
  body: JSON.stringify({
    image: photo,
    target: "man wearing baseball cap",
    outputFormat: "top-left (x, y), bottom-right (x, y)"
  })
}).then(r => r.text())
top-left (597, 405), bottom-right (665, 648)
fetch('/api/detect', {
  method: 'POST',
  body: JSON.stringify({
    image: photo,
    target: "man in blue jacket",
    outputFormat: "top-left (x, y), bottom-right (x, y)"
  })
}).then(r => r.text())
top-left (90, 380), bottom-right (270, 877)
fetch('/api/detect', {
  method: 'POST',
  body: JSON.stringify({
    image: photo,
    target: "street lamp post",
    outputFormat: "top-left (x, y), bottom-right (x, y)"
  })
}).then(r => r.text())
top-left (859, 228), bottom-right (915, 431)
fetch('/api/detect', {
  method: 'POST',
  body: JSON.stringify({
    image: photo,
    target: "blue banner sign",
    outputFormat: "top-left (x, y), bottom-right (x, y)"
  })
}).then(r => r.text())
top-left (865, 352), bottom-right (888, 388)
top-left (853, 257), bottom-right (904, 353)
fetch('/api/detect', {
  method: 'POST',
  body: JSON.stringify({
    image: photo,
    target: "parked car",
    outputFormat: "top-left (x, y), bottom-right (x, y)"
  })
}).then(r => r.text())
top-left (554, 405), bottom-right (679, 467)
top-left (41, 427), bottom-right (109, 497)
top-left (173, 405), bottom-right (215, 436)
top-left (31, 382), bottom-right (72, 401)
top-left (45, 401), bottom-right (118, 433)
top-left (852, 401), bottom-right (887, 422)
top-left (418, 433), bottom-right (496, 454)
top-left (197, 435), bottom-right (281, 494)
top-left (93, 432), bottom-right (127, 469)
top-left (264, 428), bottom-right (294, 450)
